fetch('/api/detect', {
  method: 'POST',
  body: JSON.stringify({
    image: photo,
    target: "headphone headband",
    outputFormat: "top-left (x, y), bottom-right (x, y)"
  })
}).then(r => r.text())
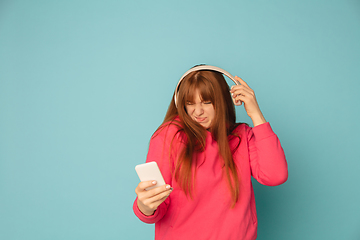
top-left (174, 65), bottom-right (239, 107)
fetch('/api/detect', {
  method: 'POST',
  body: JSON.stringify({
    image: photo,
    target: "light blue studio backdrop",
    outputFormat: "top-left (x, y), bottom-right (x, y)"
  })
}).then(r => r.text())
top-left (0, 0), bottom-right (359, 239)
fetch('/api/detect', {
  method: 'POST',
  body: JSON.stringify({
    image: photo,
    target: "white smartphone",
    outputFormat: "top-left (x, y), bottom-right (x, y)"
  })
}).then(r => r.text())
top-left (135, 162), bottom-right (166, 190)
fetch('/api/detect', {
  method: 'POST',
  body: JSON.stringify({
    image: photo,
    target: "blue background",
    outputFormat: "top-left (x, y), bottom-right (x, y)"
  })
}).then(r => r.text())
top-left (1, 1), bottom-right (359, 239)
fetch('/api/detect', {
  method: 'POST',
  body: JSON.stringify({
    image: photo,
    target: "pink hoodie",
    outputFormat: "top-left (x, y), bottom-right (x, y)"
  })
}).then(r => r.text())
top-left (133, 121), bottom-right (288, 240)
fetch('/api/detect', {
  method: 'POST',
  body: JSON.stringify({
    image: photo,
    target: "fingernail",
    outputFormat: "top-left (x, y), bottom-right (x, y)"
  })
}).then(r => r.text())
top-left (152, 181), bottom-right (157, 185)
top-left (166, 185), bottom-right (171, 189)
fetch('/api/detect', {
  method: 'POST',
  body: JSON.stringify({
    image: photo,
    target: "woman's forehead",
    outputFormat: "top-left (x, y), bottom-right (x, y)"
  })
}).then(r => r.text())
top-left (185, 87), bottom-right (212, 101)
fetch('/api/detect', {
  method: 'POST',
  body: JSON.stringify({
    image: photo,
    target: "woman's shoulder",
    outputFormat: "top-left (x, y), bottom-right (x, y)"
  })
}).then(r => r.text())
top-left (152, 117), bottom-right (184, 141)
top-left (232, 122), bottom-right (251, 135)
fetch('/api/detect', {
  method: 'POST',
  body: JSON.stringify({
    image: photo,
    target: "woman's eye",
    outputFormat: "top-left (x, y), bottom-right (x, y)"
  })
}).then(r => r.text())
top-left (204, 101), bottom-right (212, 104)
top-left (186, 102), bottom-right (194, 105)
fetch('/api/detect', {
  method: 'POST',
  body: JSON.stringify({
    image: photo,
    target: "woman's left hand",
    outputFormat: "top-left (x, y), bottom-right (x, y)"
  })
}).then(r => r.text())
top-left (230, 76), bottom-right (267, 126)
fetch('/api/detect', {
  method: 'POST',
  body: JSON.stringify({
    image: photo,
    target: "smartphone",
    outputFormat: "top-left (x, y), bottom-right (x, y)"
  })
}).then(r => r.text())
top-left (135, 162), bottom-right (166, 190)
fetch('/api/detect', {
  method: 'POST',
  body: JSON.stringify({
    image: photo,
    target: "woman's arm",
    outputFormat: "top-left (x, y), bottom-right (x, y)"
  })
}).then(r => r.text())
top-left (133, 124), bottom-right (178, 223)
top-left (248, 123), bottom-right (288, 186)
top-left (230, 76), bottom-right (288, 185)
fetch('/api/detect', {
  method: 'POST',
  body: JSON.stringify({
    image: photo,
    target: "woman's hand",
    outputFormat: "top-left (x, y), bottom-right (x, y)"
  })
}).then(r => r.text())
top-left (230, 76), bottom-right (266, 127)
top-left (135, 180), bottom-right (173, 216)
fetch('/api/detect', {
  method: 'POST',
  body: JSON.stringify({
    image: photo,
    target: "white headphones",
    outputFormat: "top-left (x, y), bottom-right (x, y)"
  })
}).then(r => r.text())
top-left (174, 65), bottom-right (239, 107)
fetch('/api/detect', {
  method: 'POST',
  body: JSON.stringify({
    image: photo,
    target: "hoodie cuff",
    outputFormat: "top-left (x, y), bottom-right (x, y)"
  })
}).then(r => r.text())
top-left (252, 122), bottom-right (276, 141)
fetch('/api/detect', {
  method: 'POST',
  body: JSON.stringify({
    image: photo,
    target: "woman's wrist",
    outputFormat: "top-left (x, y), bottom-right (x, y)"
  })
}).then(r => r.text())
top-left (139, 206), bottom-right (155, 216)
top-left (137, 200), bottom-right (155, 216)
top-left (250, 112), bottom-right (266, 127)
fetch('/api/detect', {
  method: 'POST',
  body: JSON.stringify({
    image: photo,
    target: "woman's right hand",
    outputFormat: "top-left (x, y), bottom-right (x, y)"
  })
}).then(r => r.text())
top-left (135, 180), bottom-right (173, 216)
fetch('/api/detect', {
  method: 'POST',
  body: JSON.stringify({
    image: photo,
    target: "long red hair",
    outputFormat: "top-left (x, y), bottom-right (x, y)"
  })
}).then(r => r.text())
top-left (156, 70), bottom-right (242, 207)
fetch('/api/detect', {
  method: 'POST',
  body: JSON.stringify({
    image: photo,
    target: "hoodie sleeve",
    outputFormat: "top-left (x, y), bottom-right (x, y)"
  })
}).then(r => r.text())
top-left (248, 122), bottom-right (288, 186)
top-left (133, 124), bottom-right (180, 224)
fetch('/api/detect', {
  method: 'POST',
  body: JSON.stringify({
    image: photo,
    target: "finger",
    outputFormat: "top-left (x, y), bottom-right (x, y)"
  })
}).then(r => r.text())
top-left (149, 194), bottom-right (171, 209)
top-left (234, 93), bottom-right (258, 108)
top-left (235, 76), bottom-right (250, 88)
top-left (231, 87), bottom-right (253, 98)
top-left (231, 88), bottom-right (246, 106)
top-left (148, 188), bottom-right (172, 204)
top-left (230, 84), bottom-right (253, 94)
top-left (147, 184), bottom-right (172, 197)
top-left (136, 180), bottom-right (157, 193)
top-left (231, 90), bottom-right (254, 106)
top-left (140, 187), bottom-right (173, 210)
top-left (139, 184), bottom-right (172, 200)
top-left (233, 95), bottom-right (247, 106)
top-left (233, 97), bottom-right (243, 106)
top-left (231, 92), bottom-right (243, 106)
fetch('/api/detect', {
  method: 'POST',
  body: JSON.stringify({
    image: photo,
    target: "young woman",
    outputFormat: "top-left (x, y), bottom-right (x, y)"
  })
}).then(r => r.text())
top-left (133, 66), bottom-right (288, 240)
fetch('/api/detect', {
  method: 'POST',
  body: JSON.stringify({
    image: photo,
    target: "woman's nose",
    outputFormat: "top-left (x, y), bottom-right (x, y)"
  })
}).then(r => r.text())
top-left (194, 104), bottom-right (204, 115)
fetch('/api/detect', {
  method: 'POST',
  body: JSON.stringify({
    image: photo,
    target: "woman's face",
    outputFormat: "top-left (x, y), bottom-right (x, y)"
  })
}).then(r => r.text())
top-left (185, 89), bottom-right (215, 129)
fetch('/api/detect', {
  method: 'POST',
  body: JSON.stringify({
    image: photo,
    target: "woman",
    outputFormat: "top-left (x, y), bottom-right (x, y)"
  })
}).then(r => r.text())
top-left (133, 66), bottom-right (288, 240)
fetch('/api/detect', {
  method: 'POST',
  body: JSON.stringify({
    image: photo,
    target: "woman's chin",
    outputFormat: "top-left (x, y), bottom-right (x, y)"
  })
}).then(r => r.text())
top-left (199, 122), bottom-right (210, 129)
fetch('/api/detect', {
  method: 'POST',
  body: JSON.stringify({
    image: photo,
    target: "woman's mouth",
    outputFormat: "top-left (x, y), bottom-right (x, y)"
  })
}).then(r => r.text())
top-left (195, 117), bottom-right (206, 122)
